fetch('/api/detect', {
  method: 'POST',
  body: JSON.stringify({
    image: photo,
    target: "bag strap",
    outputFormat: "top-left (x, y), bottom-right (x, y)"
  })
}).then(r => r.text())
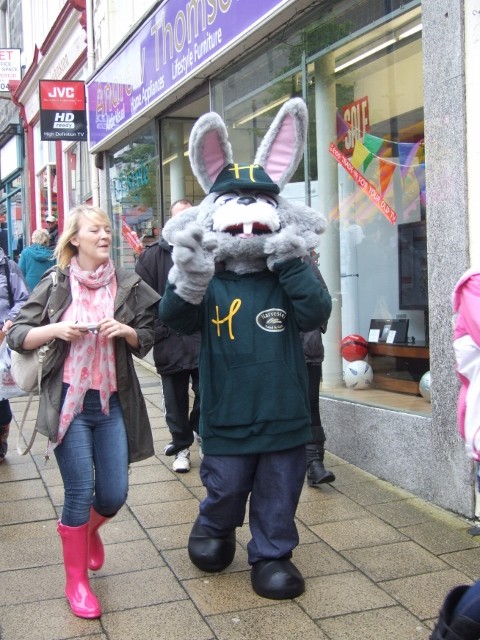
top-left (15, 343), bottom-right (52, 456)
top-left (3, 259), bottom-right (14, 309)
top-left (14, 271), bottom-right (58, 458)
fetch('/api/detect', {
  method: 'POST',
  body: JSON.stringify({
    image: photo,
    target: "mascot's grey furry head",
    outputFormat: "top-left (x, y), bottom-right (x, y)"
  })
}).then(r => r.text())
top-left (163, 97), bottom-right (327, 274)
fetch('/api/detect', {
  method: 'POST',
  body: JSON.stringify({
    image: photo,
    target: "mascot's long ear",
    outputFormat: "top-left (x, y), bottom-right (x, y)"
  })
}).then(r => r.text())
top-left (254, 97), bottom-right (308, 191)
top-left (189, 112), bottom-right (233, 193)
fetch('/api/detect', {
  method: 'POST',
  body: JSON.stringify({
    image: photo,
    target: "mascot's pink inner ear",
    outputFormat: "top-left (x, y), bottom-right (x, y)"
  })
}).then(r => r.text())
top-left (203, 130), bottom-right (229, 185)
top-left (262, 114), bottom-right (296, 182)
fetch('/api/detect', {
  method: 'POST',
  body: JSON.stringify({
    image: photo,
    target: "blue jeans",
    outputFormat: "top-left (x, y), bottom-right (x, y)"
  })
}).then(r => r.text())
top-left (199, 445), bottom-right (306, 564)
top-left (54, 385), bottom-right (129, 527)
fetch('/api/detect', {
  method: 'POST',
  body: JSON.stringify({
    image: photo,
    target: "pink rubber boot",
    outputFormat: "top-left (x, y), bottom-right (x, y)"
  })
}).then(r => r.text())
top-left (88, 507), bottom-right (111, 571)
top-left (57, 521), bottom-right (102, 618)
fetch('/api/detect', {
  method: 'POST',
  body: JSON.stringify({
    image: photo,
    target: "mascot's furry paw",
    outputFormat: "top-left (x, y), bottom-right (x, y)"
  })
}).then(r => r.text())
top-left (169, 222), bottom-right (218, 304)
top-left (264, 225), bottom-right (308, 271)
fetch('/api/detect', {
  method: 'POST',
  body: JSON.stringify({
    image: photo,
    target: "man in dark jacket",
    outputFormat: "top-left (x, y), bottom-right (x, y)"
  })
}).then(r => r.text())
top-left (46, 214), bottom-right (59, 249)
top-left (135, 199), bottom-right (200, 473)
top-left (301, 254), bottom-right (335, 486)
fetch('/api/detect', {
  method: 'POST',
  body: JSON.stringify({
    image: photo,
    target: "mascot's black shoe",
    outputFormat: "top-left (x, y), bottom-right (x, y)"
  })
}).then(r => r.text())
top-left (430, 585), bottom-right (480, 639)
top-left (188, 517), bottom-right (236, 572)
top-left (251, 558), bottom-right (305, 600)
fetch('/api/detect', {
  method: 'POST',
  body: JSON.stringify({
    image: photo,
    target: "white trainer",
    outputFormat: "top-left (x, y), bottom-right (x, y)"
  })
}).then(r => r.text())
top-left (172, 448), bottom-right (191, 473)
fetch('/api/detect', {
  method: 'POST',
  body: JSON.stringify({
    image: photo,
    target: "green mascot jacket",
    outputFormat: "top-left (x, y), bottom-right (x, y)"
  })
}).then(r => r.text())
top-left (159, 257), bottom-right (332, 456)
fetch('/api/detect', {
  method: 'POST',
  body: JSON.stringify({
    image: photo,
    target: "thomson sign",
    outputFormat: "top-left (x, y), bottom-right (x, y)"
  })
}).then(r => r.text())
top-left (86, 0), bottom-right (291, 149)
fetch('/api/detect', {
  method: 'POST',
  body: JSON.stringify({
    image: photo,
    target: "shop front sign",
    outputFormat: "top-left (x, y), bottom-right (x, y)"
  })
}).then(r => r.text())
top-left (0, 49), bottom-right (21, 92)
top-left (39, 80), bottom-right (87, 141)
top-left (86, 0), bottom-right (292, 149)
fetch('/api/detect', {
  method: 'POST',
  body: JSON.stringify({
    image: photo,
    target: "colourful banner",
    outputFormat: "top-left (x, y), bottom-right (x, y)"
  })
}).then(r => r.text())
top-left (329, 142), bottom-right (397, 225)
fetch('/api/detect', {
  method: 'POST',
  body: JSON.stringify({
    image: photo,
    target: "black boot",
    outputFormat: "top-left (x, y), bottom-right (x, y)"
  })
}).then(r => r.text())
top-left (306, 443), bottom-right (335, 486)
top-left (188, 517), bottom-right (236, 573)
top-left (251, 558), bottom-right (305, 600)
top-left (430, 585), bottom-right (480, 639)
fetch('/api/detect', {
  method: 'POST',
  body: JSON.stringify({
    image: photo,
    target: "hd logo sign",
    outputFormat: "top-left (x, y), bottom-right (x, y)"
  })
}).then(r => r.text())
top-left (39, 80), bottom-right (87, 141)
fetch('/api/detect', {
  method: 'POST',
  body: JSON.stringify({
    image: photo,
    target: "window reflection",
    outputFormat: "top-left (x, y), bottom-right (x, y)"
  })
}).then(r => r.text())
top-left (210, 3), bottom-right (428, 414)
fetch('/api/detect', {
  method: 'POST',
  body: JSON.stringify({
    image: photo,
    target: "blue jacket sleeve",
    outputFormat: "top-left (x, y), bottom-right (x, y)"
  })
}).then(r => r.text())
top-left (7, 260), bottom-right (30, 321)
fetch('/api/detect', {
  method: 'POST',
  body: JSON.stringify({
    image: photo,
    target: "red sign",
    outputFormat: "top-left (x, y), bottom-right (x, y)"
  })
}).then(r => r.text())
top-left (39, 80), bottom-right (87, 141)
top-left (121, 219), bottom-right (143, 255)
top-left (329, 142), bottom-right (397, 225)
top-left (342, 97), bottom-right (370, 156)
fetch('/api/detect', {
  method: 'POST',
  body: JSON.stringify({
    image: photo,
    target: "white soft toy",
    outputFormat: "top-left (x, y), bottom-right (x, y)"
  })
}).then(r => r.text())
top-left (159, 97), bottom-right (332, 601)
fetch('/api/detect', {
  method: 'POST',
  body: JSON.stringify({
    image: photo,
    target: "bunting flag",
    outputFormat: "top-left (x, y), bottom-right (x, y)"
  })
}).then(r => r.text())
top-left (333, 111), bottom-right (425, 221)
top-left (379, 159), bottom-right (396, 195)
top-left (413, 164), bottom-right (426, 205)
top-left (362, 132), bottom-right (386, 172)
top-left (336, 111), bottom-right (424, 171)
top-left (351, 141), bottom-right (372, 172)
top-left (363, 133), bottom-right (384, 154)
top-left (352, 139), bottom-right (397, 196)
top-left (399, 139), bottom-right (424, 178)
top-left (329, 141), bottom-right (397, 224)
top-left (336, 110), bottom-right (350, 141)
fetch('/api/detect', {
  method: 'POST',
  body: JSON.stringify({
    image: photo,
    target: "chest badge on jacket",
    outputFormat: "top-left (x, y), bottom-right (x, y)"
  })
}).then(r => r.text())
top-left (256, 308), bottom-right (286, 332)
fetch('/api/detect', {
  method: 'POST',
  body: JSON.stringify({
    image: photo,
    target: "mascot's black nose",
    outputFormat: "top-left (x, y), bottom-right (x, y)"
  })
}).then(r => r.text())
top-left (237, 196), bottom-right (257, 206)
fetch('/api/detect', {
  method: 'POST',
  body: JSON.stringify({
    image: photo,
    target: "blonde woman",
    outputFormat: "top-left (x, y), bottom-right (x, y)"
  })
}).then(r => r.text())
top-left (8, 205), bottom-right (160, 619)
top-left (18, 228), bottom-right (55, 290)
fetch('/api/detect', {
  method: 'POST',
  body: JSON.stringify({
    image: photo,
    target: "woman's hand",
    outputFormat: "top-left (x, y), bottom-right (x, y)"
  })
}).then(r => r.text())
top-left (2, 319), bottom-right (13, 334)
top-left (55, 322), bottom-right (90, 342)
top-left (97, 318), bottom-right (139, 348)
top-left (22, 321), bottom-right (91, 350)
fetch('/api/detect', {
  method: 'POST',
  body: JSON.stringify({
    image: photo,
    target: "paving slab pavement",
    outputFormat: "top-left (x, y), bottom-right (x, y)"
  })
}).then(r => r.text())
top-left (0, 359), bottom-right (478, 640)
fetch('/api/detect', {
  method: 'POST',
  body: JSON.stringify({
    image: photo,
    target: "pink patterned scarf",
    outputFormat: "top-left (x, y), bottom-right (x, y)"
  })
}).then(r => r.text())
top-left (58, 257), bottom-right (117, 443)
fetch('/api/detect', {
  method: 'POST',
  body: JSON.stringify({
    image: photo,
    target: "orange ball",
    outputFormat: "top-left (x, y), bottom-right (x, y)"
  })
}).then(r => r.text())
top-left (341, 334), bottom-right (368, 362)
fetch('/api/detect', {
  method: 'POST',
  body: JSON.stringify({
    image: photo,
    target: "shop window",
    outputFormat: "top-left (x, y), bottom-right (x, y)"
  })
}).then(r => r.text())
top-left (108, 123), bottom-right (160, 269)
top-left (0, 173), bottom-right (23, 260)
top-left (210, 1), bottom-right (427, 414)
top-left (66, 143), bottom-right (92, 207)
top-left (160, 118), bottom-right (200, 218)
top-left (37, 164), bottom-right (57, 225)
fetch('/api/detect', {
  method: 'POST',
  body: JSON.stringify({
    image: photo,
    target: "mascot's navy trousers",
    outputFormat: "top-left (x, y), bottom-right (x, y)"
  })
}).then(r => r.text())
top-left (198, 444), bottom-right (306, 564)
top-left (453, 580), bottom-right (480, 621)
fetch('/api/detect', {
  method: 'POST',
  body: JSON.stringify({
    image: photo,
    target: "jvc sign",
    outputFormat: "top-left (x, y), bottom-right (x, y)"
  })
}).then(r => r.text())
top-left (39, 80), bottom-right (87, 141)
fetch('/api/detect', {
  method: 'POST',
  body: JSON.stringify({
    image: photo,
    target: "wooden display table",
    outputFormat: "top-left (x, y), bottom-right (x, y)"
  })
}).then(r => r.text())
top-left (367, 341), bottom-right (430, 395)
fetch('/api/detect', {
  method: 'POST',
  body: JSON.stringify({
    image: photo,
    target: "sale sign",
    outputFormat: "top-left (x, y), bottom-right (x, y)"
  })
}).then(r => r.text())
top-left (341, 97), bottom-right (370, 156)
top-left (39, 80), bottom-right (87, 141)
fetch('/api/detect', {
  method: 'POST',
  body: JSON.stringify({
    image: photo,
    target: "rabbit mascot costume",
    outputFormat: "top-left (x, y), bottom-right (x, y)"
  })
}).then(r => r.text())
top-left (159, 98), bottom-right (332, 600)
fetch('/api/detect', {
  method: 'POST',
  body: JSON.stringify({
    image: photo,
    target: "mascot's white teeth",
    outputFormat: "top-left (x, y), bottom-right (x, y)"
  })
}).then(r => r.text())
top-left (242, 222), bottom-right (253, 238)
top-left (223, 221), bottom-right (272, 238)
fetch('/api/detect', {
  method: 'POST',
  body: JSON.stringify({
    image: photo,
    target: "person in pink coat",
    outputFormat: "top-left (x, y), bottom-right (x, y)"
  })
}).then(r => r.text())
top-left (428, 268), bottom-right (480, 639)
top-left (453, 268), bottom-right (480, 460)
